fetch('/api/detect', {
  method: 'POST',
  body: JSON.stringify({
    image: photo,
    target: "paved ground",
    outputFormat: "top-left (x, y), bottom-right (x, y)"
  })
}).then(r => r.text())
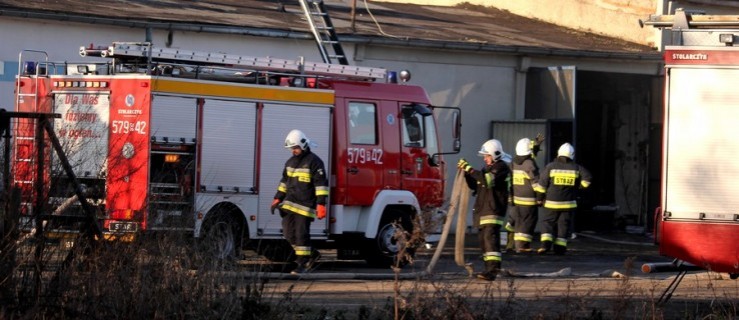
top-left (234, 231), bottom-right (738, 318)
top-left (425, 231), bottom-right (665, 278)
top-left (242, 231), bottom-right (670, 278)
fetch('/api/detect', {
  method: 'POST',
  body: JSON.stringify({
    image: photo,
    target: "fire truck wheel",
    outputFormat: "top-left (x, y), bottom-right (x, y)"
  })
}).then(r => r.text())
top-left (200, 210), bottom-right (243, 261)
top-left (362, 213), bottom-right (415, 268)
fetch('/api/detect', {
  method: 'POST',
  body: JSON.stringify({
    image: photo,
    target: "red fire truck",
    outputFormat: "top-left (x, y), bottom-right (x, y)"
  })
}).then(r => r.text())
top-left (12, 42), bottom-right (459, 266)
top-left (642, 10), bottom-right (739, 279)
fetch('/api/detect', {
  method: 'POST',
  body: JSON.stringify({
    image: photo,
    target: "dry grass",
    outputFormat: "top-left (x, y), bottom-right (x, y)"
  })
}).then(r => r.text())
top-left (1, 219), bottom-right (737, 319)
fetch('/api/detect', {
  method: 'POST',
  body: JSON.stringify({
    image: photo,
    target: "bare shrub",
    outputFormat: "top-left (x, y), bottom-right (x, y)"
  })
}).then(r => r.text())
top-left (1, 232), bottom-right (276, 319)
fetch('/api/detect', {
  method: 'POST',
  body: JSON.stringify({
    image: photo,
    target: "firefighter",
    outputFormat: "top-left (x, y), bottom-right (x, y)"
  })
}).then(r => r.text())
top-left (509, 137), bottom-right (544, 253)
top-left (533, 142), bottom-right (592, 255)
top-left (349, 104), bottom-right (360, 128)
top-left (458, 139), bottom-right (511, 281)
top-left (271, 129), bottom-right (329, 274)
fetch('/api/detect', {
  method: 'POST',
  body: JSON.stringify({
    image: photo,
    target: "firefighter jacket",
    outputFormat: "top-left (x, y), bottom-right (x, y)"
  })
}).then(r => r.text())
top-left (274, 149), bottom-right (329, 219)
top-left (464, 160), bottom-right (510, 229)
top-left (534, 156), bottom-right (592, 211)
top-left (511, 155), bottom-right (542, 207)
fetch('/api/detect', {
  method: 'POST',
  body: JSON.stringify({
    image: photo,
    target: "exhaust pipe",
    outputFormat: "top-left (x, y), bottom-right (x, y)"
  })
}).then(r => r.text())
top-left (642, 261), bottom-right (703, 273)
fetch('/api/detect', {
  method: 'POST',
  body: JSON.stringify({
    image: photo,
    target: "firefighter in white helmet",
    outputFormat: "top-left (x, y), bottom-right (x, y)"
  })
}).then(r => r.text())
top-left (508, 136), bottom-right (545, 253)
top-left (533, 142), bottom-right (592, 255)
top-left (457, 139), bottom-right (511, 281)
top-left (271, 129), bottom-right (329, 274)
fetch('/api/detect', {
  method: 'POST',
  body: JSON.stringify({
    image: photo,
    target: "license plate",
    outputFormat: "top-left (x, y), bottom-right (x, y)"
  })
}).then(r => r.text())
top-left (109, 221), bottom-right (138, 233)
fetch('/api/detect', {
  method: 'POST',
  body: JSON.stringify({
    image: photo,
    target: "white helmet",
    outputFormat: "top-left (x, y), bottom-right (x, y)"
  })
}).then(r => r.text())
top-left (516, 138), bottom-right (532, 156)
top-left (558, 142), bottom-right (575, 159)
top-left (284, 129), bottom-right (311, 150)
top-left (478, 139), bottom-right (506, 161)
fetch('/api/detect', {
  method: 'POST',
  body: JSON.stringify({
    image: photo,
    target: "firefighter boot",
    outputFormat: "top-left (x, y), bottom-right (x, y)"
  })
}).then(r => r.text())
top-left (476, 261), bottom-right (500, 281)
top-left (305, 249), bottom-right (321, 270)
top-left (291, 256), bottom-right (310, 275)
top-left (537, 241), bottom-right (552, 254)
top-left (515, 240), bottom-right (532, 253)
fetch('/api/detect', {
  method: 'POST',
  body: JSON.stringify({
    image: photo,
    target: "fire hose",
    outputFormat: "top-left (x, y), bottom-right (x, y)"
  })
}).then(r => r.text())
top-left (428, 167), bottom-right (472, 276)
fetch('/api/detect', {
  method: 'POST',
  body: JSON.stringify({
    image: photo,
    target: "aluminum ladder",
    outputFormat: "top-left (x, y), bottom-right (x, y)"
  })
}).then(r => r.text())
top-left (299, 0), bottom-right (349, 65)
top-left (97, 42), bottom-right (386, 81)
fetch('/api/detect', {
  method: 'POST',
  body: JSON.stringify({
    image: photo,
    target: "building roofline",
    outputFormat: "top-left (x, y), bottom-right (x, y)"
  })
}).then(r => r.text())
top-left (0, 8), bottom-right (662, 62)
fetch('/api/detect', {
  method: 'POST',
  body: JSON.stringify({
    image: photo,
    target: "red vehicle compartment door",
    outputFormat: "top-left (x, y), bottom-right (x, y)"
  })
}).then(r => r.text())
top-left (343, 100), bottom-right (399, 205)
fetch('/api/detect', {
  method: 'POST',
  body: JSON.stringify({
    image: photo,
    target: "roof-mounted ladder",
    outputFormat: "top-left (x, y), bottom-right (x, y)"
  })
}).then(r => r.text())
top-left (299, 0), bottom-right (349, 65)
top-left (91, 42), bottom-right (385, 81)
top-left (641, 9), bottom-right (739, 29)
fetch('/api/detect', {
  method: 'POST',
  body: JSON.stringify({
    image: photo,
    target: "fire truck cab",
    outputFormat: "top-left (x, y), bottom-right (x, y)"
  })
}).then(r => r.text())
top-left (13, 42), bottom-right (459, 267)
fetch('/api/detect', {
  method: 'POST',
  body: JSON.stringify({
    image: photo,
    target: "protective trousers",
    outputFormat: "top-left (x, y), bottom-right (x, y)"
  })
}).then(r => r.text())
top-left (281, 212), bottom-right (313, 266)
top-left (512, 205), bottom-right (538, 251)
top-left (504, 210), bottom-right (516, 251)
top-left (478, 223), bottom-right (502, 273)
top-left (539, 209), bottom-right (572, 254)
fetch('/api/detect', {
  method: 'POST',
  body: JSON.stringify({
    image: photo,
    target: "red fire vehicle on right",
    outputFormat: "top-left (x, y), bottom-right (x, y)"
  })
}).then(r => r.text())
top-left (642, 9), bottom-right (739, 279)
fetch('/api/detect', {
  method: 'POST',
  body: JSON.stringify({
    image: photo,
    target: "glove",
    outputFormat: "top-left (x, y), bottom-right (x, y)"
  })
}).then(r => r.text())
top-left (536, 193), bottom-right (545, 207)
top-left (456, 158), bottom-right (466, 168)
top-left (271, 198), bottom-right (281, 215)
top-left (316, 204), bottom-right (326, 220)
top-left (531, 133), bottom-right (545, 156)
top-left (457, 158), bottom-right (473, 173)
top-left (534, 133), bottom-right (545, 145)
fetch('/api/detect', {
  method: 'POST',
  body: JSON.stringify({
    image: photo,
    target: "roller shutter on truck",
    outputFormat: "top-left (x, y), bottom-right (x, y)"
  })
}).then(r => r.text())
top-left (150, 95), bottom-right (197, 143)
top-left (200, 99), bottom-right (257, 192)
top-left (664, 67), bottom-right (739, 222)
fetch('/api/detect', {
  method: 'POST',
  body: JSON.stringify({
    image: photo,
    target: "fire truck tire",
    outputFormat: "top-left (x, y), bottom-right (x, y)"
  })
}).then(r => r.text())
top-left (199, 208), bottom-right (244, 261)
top-left (362, 212), bottom-right (416, 268)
